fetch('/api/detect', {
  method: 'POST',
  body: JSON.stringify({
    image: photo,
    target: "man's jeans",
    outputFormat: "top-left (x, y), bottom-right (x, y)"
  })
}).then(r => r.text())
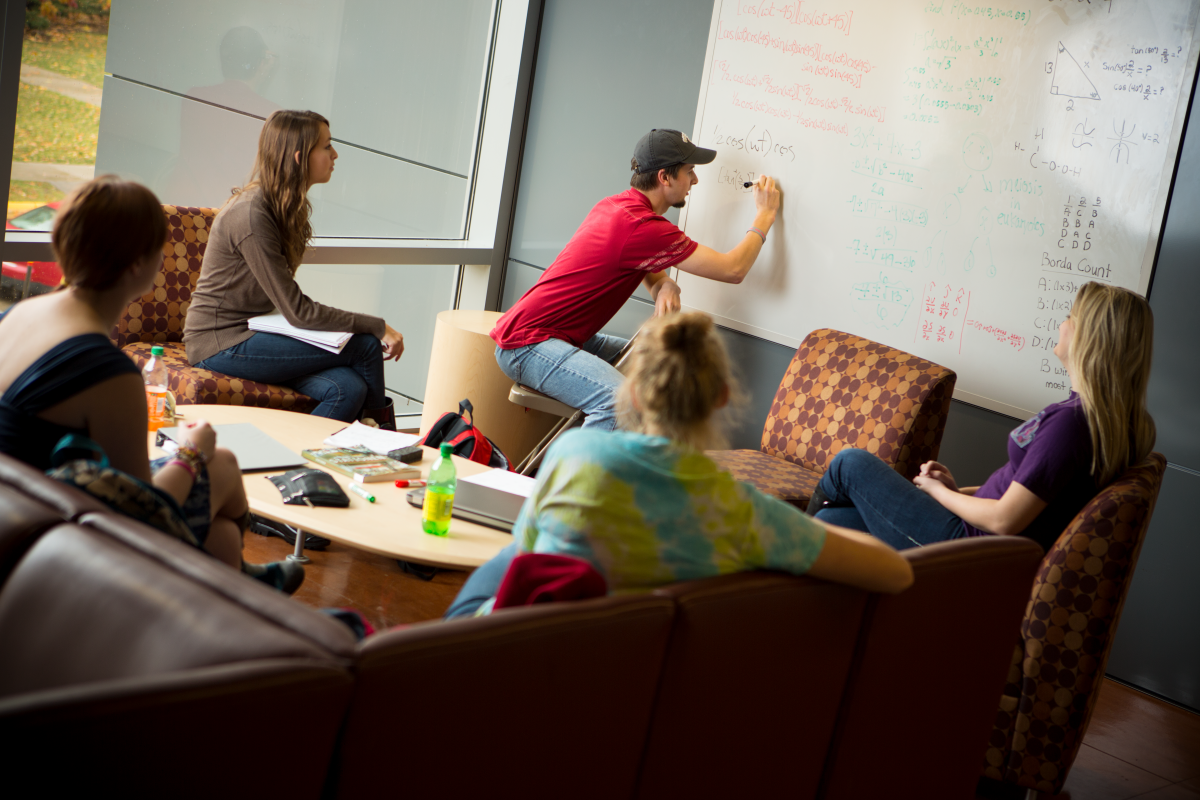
top-left (813, 448), bottom-right (969, 550)
top-left (197, 331), bottom-right (386, 422)
top-left (495, 334), bottom-right (628, 431)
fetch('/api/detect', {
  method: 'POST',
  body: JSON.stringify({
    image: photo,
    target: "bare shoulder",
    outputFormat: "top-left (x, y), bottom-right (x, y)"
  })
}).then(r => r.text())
top-left (0, 294), bottom-right (108, 393)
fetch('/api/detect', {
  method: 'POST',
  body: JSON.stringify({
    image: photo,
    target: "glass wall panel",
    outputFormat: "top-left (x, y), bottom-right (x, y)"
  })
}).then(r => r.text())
top-left (99, 0), bottom-right (495, 238)
top-left (294, 263), bottom-right (459, 401)
top-left (506, 0), bottom-right (709, 270)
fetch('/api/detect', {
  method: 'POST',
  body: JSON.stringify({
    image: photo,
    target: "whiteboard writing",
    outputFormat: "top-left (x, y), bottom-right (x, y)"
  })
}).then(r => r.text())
top-left (679, 0), bottom-right (1199, 417)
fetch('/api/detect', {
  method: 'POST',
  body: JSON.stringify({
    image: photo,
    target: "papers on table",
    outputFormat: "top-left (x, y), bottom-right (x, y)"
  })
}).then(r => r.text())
top-left (248, 313), bottom-right (352, 354)
top-left (324, 421), bottom-right (419, 455)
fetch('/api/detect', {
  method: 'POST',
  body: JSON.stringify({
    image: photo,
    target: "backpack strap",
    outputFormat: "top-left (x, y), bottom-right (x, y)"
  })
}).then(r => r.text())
top-left (458, 398), bottom-right (475, 427)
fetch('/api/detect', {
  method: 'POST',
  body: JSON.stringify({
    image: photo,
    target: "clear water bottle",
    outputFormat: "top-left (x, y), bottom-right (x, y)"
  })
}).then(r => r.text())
top-left (422, 443), bottom-right (456, 536)
top-left (143, 345), bottom-right (169, 432)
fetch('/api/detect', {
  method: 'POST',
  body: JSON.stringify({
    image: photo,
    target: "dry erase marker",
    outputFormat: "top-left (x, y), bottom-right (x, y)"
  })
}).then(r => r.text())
top-left (743, 181), bottom-right (754, 188)
top-left (348, 483), bottom-right (376, 503)
top-left (395, 479), bottom-right (427, 488)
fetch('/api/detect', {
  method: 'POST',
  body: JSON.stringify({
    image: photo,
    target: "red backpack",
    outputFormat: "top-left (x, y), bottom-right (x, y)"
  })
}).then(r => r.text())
top-left (417, 399), bottom-right (513, 471)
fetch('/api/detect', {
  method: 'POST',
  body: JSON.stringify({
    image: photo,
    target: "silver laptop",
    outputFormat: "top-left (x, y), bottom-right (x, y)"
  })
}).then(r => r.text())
top-left (156, 423), bottom-right (305, 473)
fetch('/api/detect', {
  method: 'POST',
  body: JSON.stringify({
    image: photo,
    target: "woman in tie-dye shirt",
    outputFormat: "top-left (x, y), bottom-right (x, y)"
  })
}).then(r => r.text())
top-left (445, 312), bottom-right (912, 618)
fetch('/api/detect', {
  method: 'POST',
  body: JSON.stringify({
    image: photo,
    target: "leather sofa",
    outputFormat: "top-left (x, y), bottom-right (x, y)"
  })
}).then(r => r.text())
top-left (0, 451), bottom-right (1042, 799)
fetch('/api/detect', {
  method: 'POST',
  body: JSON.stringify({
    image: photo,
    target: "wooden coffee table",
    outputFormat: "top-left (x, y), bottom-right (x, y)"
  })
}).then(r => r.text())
top-left (151, 405), bottom-right (513, 570)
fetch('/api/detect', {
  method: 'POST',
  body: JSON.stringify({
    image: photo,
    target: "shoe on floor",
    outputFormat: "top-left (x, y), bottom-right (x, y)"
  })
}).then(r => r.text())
top-left (249, 514), bottom-right (330, 551)
top-left (242, 559), bottom-right (306, 595)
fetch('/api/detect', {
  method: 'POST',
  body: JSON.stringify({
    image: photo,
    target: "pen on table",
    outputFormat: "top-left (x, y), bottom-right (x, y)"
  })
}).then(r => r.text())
top-left (348, 483), bottom-right (376, 503)
top-left (395, 479), bottom-right (427, 488)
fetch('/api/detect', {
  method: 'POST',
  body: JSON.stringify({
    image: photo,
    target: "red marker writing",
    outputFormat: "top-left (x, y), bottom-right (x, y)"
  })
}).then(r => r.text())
top-left (395, 479), bottom-right (427, 488)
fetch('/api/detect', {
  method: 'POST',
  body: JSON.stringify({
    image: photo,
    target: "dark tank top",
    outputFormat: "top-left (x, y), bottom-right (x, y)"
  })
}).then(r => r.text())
top-left (0, 333), bottom-right (140, 470)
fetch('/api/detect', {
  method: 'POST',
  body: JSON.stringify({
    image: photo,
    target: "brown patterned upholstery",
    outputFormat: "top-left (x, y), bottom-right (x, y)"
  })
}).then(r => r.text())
top-left (982, 453), bottom-right (1166, 795)
top-left (110, 205), bottom-right (315, 414)
top-left (709, 328), bottom-right (956, 508)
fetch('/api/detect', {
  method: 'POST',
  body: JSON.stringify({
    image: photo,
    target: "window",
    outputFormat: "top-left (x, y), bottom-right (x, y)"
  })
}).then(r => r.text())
top-left (1, 0), bottom-right (539, 400)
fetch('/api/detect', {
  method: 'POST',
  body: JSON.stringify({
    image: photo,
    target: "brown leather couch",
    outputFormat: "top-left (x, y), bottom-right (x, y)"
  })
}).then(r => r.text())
top-left (0, 452), bottom-right (1042, 799)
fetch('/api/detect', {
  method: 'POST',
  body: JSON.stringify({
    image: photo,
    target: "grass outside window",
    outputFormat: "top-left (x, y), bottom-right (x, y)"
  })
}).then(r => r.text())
top-left (20, 30), bottom-right (106, 88)
top-left (13, 83), bottom-right (99, 165)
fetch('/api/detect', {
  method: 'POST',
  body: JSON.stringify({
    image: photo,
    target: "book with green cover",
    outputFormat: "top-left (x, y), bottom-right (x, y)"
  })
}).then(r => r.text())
top-left (301, 446), bottom-right (420, 483)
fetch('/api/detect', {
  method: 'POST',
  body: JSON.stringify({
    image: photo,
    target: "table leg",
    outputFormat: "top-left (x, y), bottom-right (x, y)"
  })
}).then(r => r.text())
top-left (286, 523), bottom-right (311, 564)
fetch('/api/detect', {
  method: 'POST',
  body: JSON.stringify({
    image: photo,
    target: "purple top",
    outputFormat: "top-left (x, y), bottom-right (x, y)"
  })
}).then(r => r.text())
top-left (965, 392), bottom-right (1098, 551)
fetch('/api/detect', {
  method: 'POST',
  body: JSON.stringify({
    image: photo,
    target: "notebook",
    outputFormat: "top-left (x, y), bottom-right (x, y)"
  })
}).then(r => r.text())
top-left (247, 314), bottom-right (352, 354)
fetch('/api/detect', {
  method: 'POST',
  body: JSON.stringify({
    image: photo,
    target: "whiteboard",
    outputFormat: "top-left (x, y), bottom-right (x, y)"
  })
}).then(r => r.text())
top-left (678, 0), bottom-right (1200, 418)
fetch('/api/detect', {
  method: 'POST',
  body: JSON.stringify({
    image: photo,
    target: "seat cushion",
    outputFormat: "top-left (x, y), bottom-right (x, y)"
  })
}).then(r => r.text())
top-left (707, 449), bottom-right (821, 509)
top-left (762, 328), bottom-right (955, 480)
top-left (122, 342), bottom-right (317, 412)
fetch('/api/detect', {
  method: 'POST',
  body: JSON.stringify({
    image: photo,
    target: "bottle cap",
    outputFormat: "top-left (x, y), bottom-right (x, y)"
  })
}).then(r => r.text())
top-left (439, 443), bottom-right (453, 457)
top-left (151, 346), bottom-right (165, 356)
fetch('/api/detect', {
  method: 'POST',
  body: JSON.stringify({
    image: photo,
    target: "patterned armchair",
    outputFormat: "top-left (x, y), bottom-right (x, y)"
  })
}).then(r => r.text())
top-left (708, 328), bottom-right (956, 508)
top-left (111, 205), bottom-right (317, 413)
top-left (982, 452), bottom-right (1166, 795)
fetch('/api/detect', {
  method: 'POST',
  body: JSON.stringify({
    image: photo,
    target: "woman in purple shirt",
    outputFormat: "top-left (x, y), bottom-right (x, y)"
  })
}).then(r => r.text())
top-left (808, 282), bottom-right (1156, 552)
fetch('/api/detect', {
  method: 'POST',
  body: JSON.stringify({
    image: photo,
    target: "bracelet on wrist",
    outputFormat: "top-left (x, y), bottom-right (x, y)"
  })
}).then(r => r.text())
top-left (174, 444), bottom-right (207, 472)
top-left (748, 226), bottom-right (766, 244)
top-left (166, 458), bottom-right (196, 480)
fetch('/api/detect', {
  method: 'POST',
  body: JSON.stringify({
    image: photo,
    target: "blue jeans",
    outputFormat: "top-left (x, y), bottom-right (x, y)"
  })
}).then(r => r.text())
top-left (197, 331), bottom-right (386, 422)
top-left (495, 334), bottom-right (628, 431)
top-left (444, 541), bottom-right (518, 619)
top-left (813, 448), bottom-right (969, 550)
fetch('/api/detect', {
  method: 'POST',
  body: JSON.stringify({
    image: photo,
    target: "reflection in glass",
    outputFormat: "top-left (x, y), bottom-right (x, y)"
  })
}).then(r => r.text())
top-left (163, 26), bottom-right (281, 205)
top-left (98, 0), bottom-right (496, 239)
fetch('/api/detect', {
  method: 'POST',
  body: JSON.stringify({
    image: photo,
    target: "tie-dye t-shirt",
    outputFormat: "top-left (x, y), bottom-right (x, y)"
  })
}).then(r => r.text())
top-left (514, 429), bottom-right (827, 591)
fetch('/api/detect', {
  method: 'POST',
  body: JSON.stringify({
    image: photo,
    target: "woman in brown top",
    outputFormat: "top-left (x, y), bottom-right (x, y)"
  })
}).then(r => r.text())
top-left (183, 110), bottom-right (405, 427)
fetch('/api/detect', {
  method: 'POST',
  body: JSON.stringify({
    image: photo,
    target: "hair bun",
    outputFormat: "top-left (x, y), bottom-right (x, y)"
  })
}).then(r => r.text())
top-left (661, 313), bottom-right (711, 353)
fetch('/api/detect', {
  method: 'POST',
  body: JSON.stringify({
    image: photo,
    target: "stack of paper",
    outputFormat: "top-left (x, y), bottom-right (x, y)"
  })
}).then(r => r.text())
top-left (324, 421), bottom-right (419, 454)
top-left (248, 313), bottom-right (352, 354)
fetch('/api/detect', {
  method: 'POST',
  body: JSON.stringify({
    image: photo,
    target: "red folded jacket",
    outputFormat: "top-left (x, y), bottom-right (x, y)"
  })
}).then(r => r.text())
top-left (493, 553), bottom-right (607, 609)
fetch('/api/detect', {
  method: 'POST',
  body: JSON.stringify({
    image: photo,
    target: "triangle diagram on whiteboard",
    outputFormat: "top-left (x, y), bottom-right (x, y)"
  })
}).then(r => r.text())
top-left (1051, 42), bottom-right (1100, 100)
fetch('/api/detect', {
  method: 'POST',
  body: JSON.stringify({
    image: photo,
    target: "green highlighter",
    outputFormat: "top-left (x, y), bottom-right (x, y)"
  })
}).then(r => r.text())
top-left (348, 483), bottom-right (376, 503)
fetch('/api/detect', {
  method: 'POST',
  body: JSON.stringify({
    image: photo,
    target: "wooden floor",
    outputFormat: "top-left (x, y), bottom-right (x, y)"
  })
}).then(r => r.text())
top-left (1040, 681), bottom-right (1200, 800)
top-left (244, 531), bottom-right (1200, 799)
top-left (242, 525), bottom-right (467, 628)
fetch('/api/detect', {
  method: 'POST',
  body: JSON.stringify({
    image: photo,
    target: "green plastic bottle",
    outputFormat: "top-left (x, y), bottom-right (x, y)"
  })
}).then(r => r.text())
top-left (422, 443), bottom-right (456, 536)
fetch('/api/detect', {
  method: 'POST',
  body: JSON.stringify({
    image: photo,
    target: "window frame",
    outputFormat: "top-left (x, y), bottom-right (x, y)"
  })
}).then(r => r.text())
top-left (0, 0), bottom-right (544, 311)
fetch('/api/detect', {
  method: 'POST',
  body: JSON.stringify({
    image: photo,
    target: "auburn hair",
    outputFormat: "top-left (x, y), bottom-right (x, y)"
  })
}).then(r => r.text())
top-left (1066, 281), bottom-right (1156, 485)
top-left (616, 311), bottom-right (742, 450)
top-left (52, 176), bottom-right (167, 291)
top-left (230, 109), bottom-right (329, 272)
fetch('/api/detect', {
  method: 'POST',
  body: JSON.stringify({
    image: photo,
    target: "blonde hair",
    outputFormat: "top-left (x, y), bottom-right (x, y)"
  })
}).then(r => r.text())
top-left (230, 109), bottom-right (329, 272)
top-left (52, 176), bottom-right (167, 291)
top-left (1067, 281), bottom-right (1156, 485)
top-left (616, 312), bottom-right (740, 450)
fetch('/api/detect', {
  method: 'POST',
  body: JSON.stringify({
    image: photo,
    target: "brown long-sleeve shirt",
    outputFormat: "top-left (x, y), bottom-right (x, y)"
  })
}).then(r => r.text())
top-left (183, 188), bottom-right (385, 365)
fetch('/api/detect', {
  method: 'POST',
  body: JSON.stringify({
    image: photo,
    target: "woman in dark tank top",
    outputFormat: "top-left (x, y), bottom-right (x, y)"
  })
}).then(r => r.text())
top-left (0, 177), bottom-right (301, 592)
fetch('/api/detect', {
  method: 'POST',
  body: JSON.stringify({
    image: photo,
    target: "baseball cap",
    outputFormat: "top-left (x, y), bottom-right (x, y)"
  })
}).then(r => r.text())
top-left (633, 129), bottom-right (716, 174)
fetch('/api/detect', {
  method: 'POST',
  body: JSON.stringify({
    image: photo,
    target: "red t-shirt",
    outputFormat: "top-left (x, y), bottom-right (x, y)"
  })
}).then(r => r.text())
top-left (491, 189), bottom-right (698, 349)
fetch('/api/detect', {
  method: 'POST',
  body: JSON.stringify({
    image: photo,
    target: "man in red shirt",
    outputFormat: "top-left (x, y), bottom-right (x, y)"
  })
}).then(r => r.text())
top-left (491, 128), bottom-right (781, 431)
